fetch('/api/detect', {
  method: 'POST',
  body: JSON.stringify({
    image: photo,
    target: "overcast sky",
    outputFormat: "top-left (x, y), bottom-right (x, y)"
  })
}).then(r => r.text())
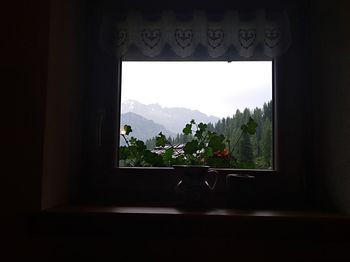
top-left (121, 61), bottom-right (272, 118)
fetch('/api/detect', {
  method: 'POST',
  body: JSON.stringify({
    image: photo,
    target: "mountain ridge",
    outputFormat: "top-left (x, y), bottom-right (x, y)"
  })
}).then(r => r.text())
top-left (121, 99), bottom-right (220, 134)
top-left (120, 112), bottom-right (175, 144)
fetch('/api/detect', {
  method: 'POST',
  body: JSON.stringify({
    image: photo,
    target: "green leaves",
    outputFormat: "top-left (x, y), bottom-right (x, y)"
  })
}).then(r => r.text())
top-left (162, 148), bottom-right (174, 164)
top-left (195, 122), bottom-right (207, 139)
top-left (183, 140), bottom-right (199, 155)
top-left (119, 116), bottom-right (258, 168)
top-left (119, 133), bottom-right (156, 166)
top-left (203, 147), bottom-right (213, 158)
top-left (183, 123), bottom-right (193, 135)
top-left (208, 134), bottom-right (225, 152)
top-left (198, 122), bottom-right (207, 131)
top-left (119, 146), bottom-right (129, 160)
top-left (156, 132), bottom-right (167, 147)
top-left (241, 117), bottom-right (258, 135)
top-left (144, 150), bottom-right (163, 166)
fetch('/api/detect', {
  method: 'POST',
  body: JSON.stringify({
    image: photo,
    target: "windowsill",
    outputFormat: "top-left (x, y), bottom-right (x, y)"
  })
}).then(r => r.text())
top-left (44, 205), bottom-right (347, 220)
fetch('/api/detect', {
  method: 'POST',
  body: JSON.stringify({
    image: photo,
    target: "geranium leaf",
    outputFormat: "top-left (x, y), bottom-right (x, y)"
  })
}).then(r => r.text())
top-left (208, 134), bottom-right (225, 151)
top-left (204, 147), bottom-right (213, 158)
top-left (156, 132), bottom-right (167, 147)
top-left (183, 124), bottom-right (193, 135)
top-left (135, 140), bottom-right (146, 151)
top-left (119, 146), bottom-right (129, 160)
top-left (143, 151), bottom-right (162, 166)
top-left (184, 140), bottom-right (198, 155)
top-left (162, 148), bottom-right (174, 163)
top-left (198, 122), bottom-right (207, 130)
top-left (244, 117), bottom-right (258, 134)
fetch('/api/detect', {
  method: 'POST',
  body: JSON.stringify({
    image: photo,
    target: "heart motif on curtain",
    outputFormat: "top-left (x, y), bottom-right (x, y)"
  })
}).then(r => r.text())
top-left (141, 29), bottom-right (161, 49)
top-left (207, 29), bottom-right (224, 49)
top-left (239, 29), bottom-right (256, 49)
top-left (175, 29), bottom-right (193, 49)
top-left (264, 28), bottom-right (281, 48)
top-left (110, 11), bottom-right (291, 58)
top-left (113, 30), bottom-right (127, 47)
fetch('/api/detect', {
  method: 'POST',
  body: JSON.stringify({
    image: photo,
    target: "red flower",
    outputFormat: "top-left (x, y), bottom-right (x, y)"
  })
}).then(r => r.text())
top-left (214, 148), bottom-right (230, 157)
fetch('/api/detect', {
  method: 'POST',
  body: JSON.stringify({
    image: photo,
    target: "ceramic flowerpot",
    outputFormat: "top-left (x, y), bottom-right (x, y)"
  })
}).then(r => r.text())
top-left (173, 165), bottom-right (218, 208)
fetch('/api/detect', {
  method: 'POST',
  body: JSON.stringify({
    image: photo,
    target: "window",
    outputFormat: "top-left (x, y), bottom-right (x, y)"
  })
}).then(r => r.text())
top-left (118, 60), bottom-right (274, 170)
top-left (41, 1), bottom-right (310, 210)
top-left (80, 6), bottom-right (310, 208)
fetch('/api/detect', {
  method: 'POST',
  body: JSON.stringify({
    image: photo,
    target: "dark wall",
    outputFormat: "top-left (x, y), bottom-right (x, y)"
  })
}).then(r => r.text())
top-left (310, 0), bottom-right (350, 213)
top-left (11, 0), bottom-right (50, 215)
top-left (5, 0), bottom-right (50, 259)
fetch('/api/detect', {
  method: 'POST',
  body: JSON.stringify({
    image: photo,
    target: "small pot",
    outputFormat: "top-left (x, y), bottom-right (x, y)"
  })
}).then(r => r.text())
top-left (173, 165), bottom-right (218, 208)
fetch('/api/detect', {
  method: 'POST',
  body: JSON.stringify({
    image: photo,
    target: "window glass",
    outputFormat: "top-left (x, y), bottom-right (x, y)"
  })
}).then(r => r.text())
top-left (119, 61), bottom-right (273, 169)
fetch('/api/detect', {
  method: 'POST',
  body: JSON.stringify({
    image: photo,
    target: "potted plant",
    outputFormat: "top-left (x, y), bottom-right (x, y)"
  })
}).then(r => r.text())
top-left (119, 117), bottom-right (257, 207)
top-left (119, 117), bottom-right (257, 168)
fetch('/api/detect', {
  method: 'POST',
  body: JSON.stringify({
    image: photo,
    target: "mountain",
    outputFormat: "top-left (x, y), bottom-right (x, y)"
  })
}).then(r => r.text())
top-left (121, 100), bottom-right (220, 134)
top-left (120, 112), bottom-right (175, 144)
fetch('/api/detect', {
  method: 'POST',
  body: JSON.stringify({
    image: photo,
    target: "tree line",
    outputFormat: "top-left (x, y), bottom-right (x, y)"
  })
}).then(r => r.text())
top-left (145, 101), bottom-right (273, 169)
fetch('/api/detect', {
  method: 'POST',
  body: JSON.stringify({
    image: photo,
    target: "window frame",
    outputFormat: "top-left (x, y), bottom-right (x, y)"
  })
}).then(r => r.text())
top-left (82, 4), bottom-right (310, 209)
top-left (41, 0), bottom-right (312, 211)
top-left (84, 56), bottom-right (278, 207)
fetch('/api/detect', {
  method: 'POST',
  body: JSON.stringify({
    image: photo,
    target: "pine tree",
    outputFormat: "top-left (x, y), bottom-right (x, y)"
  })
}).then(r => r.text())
top-left (239, 132), bottom-right (254, 163)
top-left (261, 118), bottom-right (272, 167)
top-left (252, 107), bottom-right (263, 155)
top-left (263, 101), bottom-right (273, 122)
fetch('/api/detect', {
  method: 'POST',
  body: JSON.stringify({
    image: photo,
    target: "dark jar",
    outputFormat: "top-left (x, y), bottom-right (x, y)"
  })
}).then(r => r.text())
top-left (173, 165), bottom-right (217, 209)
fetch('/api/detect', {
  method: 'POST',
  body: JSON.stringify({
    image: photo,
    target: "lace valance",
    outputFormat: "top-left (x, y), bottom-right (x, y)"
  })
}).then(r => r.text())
top-left (105, 10), bottom-right (290, 58)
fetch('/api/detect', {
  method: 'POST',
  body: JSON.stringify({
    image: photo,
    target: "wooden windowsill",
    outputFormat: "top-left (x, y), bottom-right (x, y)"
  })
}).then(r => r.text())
top-left (44, 205), bottom-right (348, 221)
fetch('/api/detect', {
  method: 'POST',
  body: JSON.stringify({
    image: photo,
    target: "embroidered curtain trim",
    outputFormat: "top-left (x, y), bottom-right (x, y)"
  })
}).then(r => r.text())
top-left (108, 10), bottom-right (290, 58)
